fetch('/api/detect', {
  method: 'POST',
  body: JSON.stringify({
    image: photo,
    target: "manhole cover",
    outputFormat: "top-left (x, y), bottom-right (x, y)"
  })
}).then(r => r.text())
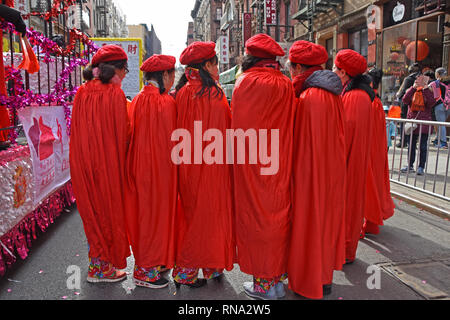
top-left (381, 260), bottom-right (450, 299)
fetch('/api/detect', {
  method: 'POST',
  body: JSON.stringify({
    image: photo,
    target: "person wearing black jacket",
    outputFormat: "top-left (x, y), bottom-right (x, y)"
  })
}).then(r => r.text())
top-left (0, 3), bottom-right (27, 36)
top-left (396, 63), bottom-right (421, 147)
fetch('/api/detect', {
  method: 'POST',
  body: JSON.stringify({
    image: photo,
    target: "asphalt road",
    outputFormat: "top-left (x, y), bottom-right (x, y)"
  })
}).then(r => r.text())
top-left (0, 198), bottom-right (449, 302)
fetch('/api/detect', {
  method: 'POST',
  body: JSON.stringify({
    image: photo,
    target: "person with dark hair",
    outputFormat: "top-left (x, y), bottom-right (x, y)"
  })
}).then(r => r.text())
top-left (173, 41), bottom-right (234, 288)
top-left (429, 67), bottom-right (449, 148)
top-left (287, 41), bottom-right (346, 299)
top-left (232, 34), bottom-right (295, 300)
top-left (395, 62), bottom-right (422, 147)
top-left (69, 45), bottom-right (130, 283)
top-left (362, 67), bottom-right (395, 237)
top-left (125, 55), bottom-right (177, 289)
top-left (333, 49), bottom-right (374, 264)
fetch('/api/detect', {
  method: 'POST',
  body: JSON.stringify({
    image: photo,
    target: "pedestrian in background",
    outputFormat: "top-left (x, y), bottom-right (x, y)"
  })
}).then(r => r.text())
top-left (173, 41), bottom-right (234, 288)
top-left (429, 67), bottom-right (449, 149)
top-left (362, 68), bottom-right (395, 237)
top-left (69, 45), bottom-right (130, 283)
top-left (287, 41), bottom-right (346, 299)
top-left (232, 34), bottom-right (295, 300)
top-left (385, 105), bottom-right (396, 150)
top-left (401, 74), bottom-right (435, 175)
top-left (126, 55), bottom-right (178, 289)
top-left (333, 49), bottom-right (375, 264)
top-left (396, 63), bottom-right (422, 148)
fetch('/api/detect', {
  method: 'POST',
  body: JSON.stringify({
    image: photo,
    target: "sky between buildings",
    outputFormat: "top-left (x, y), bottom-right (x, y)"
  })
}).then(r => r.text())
top-left (114, 0), bottom-right (197, 64)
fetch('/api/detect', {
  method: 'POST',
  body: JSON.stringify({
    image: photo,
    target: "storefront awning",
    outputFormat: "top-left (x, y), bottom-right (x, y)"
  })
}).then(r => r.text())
top-left (219, 65), bottom-right (238, 84)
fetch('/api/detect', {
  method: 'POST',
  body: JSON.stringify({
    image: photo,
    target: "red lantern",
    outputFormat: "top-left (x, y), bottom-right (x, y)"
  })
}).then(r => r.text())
top-left (405, 40), bottom-right (429, 61)
top-left (390, 52), bottom-right (400, 61)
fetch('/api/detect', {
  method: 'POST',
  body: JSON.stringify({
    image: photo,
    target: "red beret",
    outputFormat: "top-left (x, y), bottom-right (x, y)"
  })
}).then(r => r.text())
top-left (245, 34), bottom-right (285, 59)
top-left (179, 41), bottom-right (216, 65)
top-left (91, 44), bottom-right (128, 66)
top-left (334, 49), bottom-right (367, 77)
top-left (289, 41), bottom-right (328, 66)
top-left (140, 54), bottom-right (176, 72)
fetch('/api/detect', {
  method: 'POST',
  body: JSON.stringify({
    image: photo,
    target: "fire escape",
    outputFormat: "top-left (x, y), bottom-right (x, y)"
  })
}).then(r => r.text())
top-left (95, 0), bottom-right (108, 37)
top-left (291, 0), bottom-right (344, 41)
top-left (415, 0), bottom-right (447, 15)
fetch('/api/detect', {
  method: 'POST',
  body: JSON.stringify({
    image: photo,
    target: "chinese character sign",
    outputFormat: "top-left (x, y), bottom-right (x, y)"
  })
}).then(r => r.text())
top-left (218, 36), bottom-right (229, 65)
top-left (18, 106), bottom-right (71, 206)
top-left (91, 38), bottom-right (143, 99)
top-left (243, 13), bottom-right (252, 44)
top-left (265, 0), bottom-right (277, 25)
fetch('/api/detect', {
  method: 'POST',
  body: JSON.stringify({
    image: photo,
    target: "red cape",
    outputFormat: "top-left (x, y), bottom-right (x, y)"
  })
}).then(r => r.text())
top-left (231, 67), bottom-right (295, 278)
top-left (342, 88), bottom-right (372, 261)
top-left (69, 80), bottom-right (130, 268)
top-left (126, 85), bottom-right (177, 268)
top-left (288, 86), bottom-right (346, 299)
top-left (174, 79), bottom-right (234, 270)
top-left (364, 95), bottom-right (395, 227)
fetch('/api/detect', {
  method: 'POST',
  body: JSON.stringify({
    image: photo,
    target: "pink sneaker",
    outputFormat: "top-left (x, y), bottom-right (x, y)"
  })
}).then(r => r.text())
top-left (87, 258), bottom-right (127, 283)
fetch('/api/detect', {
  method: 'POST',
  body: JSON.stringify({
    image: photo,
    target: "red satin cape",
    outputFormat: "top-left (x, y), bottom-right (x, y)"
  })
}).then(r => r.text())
top-left (364, 95), bottom-right (395, 227)
top-left (69, 79), bottom-right (130, 268)
top-left (174, 79), bottom-right (234, 270)
top-left (341, 88), bottom-right (373, 261)
top-left (288, 87), bottom-right (346, 299)
top-left (231, 67), bottom-right (295, 278)
top-left (126, 85), bottom-right (178, 268)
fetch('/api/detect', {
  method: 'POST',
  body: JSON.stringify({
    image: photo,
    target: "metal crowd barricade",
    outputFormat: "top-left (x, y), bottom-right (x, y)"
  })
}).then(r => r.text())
top-left (386, 117), bottom-right (450, 201)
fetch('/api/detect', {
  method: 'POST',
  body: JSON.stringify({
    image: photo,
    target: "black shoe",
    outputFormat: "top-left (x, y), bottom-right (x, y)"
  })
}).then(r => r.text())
top-left (174, 278), bottom-right (207, 289)
top-left (134, 276), bottom-right (169, 289)
top-left (212, 273), bottom-right (224, 282)
top-left (323, 284), bottom-right (332, 296)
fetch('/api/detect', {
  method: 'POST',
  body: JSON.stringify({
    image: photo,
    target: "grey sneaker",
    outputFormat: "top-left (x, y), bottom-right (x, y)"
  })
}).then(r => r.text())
top-left (401, 166), bottom-right (414, 173)
top-left (417, 167), bottom-right (424, 175)
top-left (275, 282), bottom-right (286, 299)
top-left (243, 282), bottom-right (277, 300)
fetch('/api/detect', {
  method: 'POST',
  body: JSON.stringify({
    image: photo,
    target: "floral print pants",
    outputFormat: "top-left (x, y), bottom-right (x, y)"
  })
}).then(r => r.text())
top-left (253, 273), bottom-right (288, 293)
top-left (172, 266), bottom-right (223, 284)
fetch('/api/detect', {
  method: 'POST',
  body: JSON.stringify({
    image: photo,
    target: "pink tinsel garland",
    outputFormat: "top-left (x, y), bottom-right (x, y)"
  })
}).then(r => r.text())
top-left (0, 181), bottom-right (75, 276)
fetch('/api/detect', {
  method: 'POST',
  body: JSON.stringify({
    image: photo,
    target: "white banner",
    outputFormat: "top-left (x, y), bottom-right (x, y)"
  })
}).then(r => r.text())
top-left (17, 106), bottom-right (71, 206)
top-left (90, 38), bottom-right (143, 100)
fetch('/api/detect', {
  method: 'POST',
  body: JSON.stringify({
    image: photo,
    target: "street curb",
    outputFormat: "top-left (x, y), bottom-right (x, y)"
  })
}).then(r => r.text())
top-left (391, 191), bottom-right (450, 220)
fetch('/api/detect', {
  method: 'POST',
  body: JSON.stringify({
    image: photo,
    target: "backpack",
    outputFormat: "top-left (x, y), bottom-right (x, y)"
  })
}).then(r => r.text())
top-left (411, 88), bottom-right (425, 112)
top-left (441, 82), bottom-right (450, 110)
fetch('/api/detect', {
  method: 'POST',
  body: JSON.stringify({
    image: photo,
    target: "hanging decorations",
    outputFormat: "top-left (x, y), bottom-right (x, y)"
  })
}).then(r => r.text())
top-left (22, 0), bottom-right (78, 22)
top-left (0, 18), bottom-right (99, 139)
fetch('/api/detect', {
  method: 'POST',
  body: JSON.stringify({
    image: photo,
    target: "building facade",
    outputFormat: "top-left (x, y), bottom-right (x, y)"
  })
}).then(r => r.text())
top-left (191, 0), bottom-right (223, 42)
top-left (289, 0), bottom-right (449, 105)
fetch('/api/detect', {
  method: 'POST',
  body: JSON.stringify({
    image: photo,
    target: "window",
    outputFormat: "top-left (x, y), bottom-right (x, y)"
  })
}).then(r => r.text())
top-left (325, 38), bottom-right (333, 70)
top-left (348, 27), bottom-right (368, 60)
top-left (216, 7), bottom-right (222, 20)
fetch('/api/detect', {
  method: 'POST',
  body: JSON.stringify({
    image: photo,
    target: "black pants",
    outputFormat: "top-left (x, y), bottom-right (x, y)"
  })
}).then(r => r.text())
top-left (408, 134), bottom-right (428, 169)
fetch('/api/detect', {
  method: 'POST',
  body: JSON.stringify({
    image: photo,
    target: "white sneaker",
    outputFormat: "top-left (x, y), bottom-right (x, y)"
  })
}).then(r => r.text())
top-left (243, 282), bottom-right (278, 300)
top-left (275, 282), bottom-right (286, 299)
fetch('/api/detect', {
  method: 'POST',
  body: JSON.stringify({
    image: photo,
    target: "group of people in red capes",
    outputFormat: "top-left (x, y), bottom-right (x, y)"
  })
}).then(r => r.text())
top-left (69, 33), bottom-right (394, 300)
